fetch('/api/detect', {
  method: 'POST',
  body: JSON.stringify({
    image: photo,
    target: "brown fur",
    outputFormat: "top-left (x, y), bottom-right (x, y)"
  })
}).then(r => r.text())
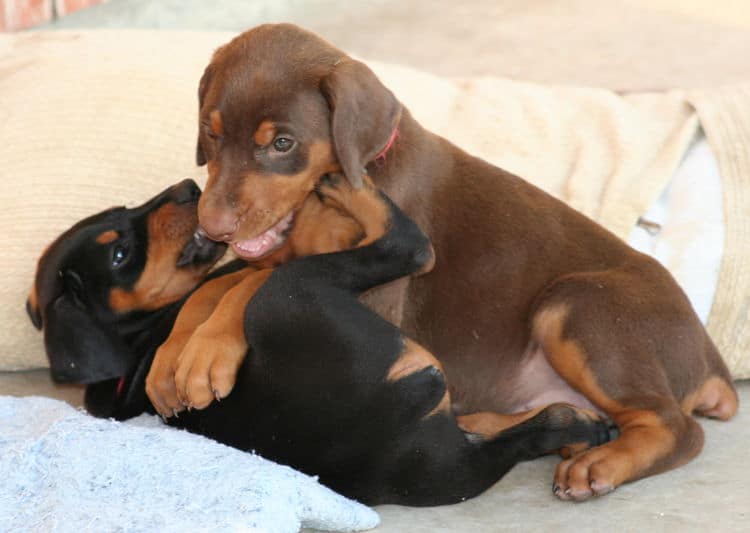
top-left (146, 178), bottom-right (385, 416)
top-left (172, 269), bottom-right (274, 409)
top-left (681, 375), bottom-right (738, 420)
top-left (533, 305), bottom-right (699, 499)
top-left (146, 268), bottom-right (251, 416)
top-left (183, 24), bottom-right (737, 498)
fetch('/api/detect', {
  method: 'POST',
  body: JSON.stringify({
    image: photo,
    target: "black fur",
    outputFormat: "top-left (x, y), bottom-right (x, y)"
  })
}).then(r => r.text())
top-left (34, 184), bottom-right (610, 506)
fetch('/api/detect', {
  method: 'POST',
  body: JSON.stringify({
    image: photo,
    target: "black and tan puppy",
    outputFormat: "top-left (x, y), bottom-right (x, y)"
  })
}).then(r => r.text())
top-left (26, 179), bottom-right (229, 419)
top-left (28, 177), bottom-right (609, 506)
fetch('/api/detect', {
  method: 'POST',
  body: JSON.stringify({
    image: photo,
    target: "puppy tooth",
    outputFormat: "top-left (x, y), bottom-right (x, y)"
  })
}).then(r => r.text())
top-left (214, 389), bottom-right (222, 402)
top-left (172, 409), bottom-right (180, 418)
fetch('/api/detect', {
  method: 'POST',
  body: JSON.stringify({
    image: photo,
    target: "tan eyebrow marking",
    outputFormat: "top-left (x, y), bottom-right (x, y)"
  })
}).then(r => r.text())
top-left (96, 230), bottom-right (119, 245)
top-left (253, 120), bottom-right (277, 146)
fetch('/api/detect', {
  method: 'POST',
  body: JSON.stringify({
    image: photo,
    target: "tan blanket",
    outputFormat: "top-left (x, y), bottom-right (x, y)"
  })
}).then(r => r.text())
top-left (688, 84), bottom-right (750, 379)
top-left (0, 31), bottom-right (746, 378)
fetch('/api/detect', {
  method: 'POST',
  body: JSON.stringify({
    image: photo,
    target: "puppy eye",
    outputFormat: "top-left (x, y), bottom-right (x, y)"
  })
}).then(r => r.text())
top-left (272, 136), bottom-right (294, 153)
top-left (111, 244), bottom-right (130, 268)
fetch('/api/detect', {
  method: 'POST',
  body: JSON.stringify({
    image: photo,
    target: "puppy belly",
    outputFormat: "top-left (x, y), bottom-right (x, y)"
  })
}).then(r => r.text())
top-left (450, 344), bottom-right (601, 417)
top-left (509, 345), bottom-right (601, 414)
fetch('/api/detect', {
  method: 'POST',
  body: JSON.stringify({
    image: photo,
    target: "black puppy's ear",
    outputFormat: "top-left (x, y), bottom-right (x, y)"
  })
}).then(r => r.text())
top-left (26, 298), bottom-right (43, 330)
top-left (320, 59), bottom-right (402, 188)
top-left (44, 289), bottom-right (134, 384)
top-left (196, 65), bottom-right (213, 166)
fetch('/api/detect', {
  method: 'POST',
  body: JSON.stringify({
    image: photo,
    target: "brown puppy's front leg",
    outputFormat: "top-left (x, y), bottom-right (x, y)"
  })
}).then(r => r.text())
top-left (146, 268), bottom-right (250, 417)
top-left (173, 269), bottom-right (273, 409)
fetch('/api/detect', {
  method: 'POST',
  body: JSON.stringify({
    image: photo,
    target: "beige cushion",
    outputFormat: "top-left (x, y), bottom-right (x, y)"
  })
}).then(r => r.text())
top-left (2, 29), bottom-right (741, 378)
top-left (0, 30), bottom-right (232, 370)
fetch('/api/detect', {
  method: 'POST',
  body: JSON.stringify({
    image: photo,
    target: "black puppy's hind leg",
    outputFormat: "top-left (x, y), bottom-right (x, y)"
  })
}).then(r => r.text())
top-left (386, 404), bottom-right (612, 506)
top-left (382, 365), bottom-right (449, 426)
top-left (483, 404), bottom-right (613, 461)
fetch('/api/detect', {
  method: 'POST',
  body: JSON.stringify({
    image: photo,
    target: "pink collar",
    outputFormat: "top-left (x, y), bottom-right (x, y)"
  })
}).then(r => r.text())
top-left (374, 127), bottom-right (399, 161)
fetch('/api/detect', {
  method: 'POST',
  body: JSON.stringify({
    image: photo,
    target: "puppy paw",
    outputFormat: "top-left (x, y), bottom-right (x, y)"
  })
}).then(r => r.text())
top-left (552, 444), bottom-right (626, 501)
top-left (146, 333), bottom-right (190, 418)
top-left (173, 327), bottom-right (247, 410)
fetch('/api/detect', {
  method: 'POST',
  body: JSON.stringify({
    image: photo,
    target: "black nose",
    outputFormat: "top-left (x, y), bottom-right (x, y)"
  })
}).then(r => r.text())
top-left (173, 179), bottom-right (202, 204)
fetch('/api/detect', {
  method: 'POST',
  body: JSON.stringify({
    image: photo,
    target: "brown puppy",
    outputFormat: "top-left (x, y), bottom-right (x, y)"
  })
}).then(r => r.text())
top-left (148, 24), bottom-right (738, 500)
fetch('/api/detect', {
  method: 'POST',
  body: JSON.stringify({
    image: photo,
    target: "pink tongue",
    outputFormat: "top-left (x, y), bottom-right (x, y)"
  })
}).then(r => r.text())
top-left (232, 211), bottom-right (293, 259)
top-left (232, 228), bottom-right (281, 259)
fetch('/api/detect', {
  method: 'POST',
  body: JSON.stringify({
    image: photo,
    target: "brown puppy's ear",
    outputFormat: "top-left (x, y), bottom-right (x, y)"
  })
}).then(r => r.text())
top-left (196, 65), bottom-right (213, 166)
top-left (196, 142), bottom-right (207, 167)
top-left (320, 59), bottom-right (402, 188)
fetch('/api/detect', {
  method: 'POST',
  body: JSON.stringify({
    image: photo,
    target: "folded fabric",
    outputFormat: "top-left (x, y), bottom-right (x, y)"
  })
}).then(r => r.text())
top-left (0, 396), bottom-right (379, 533)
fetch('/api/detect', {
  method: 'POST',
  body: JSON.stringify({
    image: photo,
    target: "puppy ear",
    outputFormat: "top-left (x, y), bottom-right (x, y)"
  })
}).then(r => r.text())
top-left (196, 65), bottom-right (213, 167)
top-left (26, 298), bottom-right (42, 330)
top-left (43, 284), bottom-right (134, 384)
top-left (196, 142), bottom-right (207, 167)
top-left (320, 59), bottom-right (402, 188)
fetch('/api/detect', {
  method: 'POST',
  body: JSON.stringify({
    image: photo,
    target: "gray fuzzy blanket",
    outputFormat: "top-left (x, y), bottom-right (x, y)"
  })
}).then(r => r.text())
top-left (0, 396), bottom-right (379, 533)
